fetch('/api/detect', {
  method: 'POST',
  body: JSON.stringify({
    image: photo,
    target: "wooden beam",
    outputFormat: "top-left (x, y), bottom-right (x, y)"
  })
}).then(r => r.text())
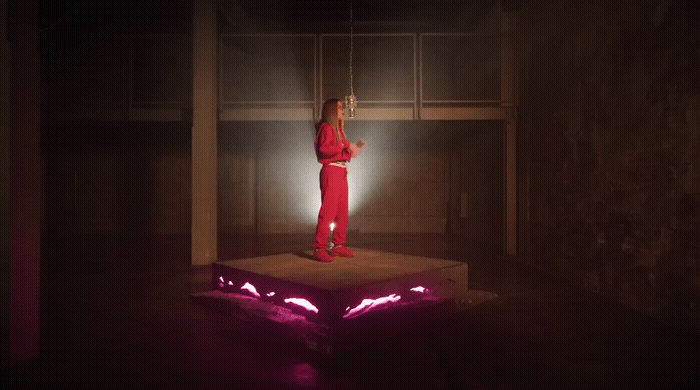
top-left (501, 1), bottom-right (519, 257)
top-left (420, 107), bottom-right (507, 120)
top-left (192, 0), bottom-right (218, 265)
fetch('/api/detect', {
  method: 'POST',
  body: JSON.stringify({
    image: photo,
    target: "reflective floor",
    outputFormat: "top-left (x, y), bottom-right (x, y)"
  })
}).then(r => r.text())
top-left (11, 234), bottom-right (700, 388)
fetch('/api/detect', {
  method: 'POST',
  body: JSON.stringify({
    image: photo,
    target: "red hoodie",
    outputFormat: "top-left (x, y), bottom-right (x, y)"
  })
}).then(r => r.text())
top-left (314, 122), bottom-right (352, 164)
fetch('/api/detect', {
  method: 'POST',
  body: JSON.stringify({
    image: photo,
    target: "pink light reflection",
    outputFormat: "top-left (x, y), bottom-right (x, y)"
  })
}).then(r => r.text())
top-left (266, 292), bottom-right (275, 297)
top-left (285, 362), bottom-right (318, 388)
top-left (284, 298), bottom-right (319, 313)
top-left (219, 276), bottom-right (224, 283)
top-left (228, 281), bottom-right (234, 286)
top-left (343, 294), bottom-right (401, 318)
top-left (410, 286), bottom-right (427, 293)
top-left (240, 282), bottom-right (261, 298)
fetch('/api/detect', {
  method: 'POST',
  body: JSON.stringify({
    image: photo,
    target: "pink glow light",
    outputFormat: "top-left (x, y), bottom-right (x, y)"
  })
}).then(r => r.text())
top-left (284, 298), bottom-right (319, 313)
top-left (286, 362), bottom-right (318, 387)
top-left (266, 292), bottom-right (276, 297)
top-left (219, 276), bottom-right (224, 283)
top-left (228, 281), bottom-right (234, 286)
top-left (343, 294), bottom-right (401, 318)
top-left (410, 286), bottom-right (427, 293)
top-left (240, 282), bottom-right (261, 298)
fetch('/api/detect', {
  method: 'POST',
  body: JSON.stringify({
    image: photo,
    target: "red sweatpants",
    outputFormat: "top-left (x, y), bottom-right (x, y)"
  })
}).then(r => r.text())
top-left (313, 165), bottom-right (348, 250)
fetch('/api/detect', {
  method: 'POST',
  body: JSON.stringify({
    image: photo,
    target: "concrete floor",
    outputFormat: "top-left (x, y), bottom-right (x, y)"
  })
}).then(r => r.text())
top-left (10, 234), bottom-right (700, 388)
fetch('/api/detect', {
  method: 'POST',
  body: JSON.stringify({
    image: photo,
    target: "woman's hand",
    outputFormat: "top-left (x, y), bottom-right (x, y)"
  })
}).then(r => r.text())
top-left (348, 142), bottom-right (363, 157)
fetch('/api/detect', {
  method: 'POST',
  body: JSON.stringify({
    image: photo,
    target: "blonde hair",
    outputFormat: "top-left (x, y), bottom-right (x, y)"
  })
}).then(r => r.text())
top-left (317, 99), bottom-right (345, 144)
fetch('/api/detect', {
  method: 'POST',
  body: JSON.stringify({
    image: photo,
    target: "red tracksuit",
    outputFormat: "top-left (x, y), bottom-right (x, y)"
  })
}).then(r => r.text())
top-left (313, 122), bottom-right (353, 250)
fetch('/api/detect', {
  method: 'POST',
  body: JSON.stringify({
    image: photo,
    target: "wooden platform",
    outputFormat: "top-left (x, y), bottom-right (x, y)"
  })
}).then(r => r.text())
top-left (194, 248), bottom-right (495, 353)
top-left (208, 248), bottom-right (468, 323)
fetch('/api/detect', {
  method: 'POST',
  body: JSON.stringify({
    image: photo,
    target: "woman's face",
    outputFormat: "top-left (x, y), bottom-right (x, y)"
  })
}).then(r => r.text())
top-left (336, 101), bottom-right (345, 121)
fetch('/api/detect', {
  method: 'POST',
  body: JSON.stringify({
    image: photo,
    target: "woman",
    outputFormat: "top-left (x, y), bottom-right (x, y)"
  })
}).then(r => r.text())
top-left (312, 99), bottom-right (364, 262)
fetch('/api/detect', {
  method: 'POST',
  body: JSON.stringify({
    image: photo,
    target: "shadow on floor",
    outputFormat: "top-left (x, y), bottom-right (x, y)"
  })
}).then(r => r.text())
top-left (9, 234), bottom-right (700, 388)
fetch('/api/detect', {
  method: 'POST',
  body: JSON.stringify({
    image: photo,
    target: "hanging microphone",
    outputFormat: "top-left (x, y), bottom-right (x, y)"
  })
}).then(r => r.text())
top-left (345, 94), bottom-right (357, 118)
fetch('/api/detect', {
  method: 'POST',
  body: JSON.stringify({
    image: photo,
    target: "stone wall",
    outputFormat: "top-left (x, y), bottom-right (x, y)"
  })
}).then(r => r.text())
top-left (518, 0), bottom-right (700, 328)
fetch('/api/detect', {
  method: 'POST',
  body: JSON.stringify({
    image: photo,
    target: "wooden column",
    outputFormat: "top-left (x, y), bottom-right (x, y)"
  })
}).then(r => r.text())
top-left (7, 0), bottom-right (41, 363)
top-left (501, 1), bottom-right (519, 257)
top-left (192, 0), bottom-right (218, 265)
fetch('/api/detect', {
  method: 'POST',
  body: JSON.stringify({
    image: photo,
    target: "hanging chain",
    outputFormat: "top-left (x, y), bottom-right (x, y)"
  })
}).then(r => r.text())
top-left (349, 0), bottom-right (354, 96)
top-left (345, 0), bottom-right (356, 117)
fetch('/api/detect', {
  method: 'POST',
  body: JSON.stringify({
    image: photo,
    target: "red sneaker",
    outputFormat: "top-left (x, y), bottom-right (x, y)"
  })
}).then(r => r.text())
top-left (330, 245), bottom-right (355, 258)
top-left (314, 248), bottom-right (334, 262)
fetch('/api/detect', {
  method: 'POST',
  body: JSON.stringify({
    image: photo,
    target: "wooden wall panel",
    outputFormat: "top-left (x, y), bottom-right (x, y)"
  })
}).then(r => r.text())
top-left (62, 39), bottom-right (130, 117)
top-left (150, 152), bottom-right (191, 235)
top-left (43, 121), bottom-right (502, 240)
top-left (220, 35), bottom-right (315, 103)
top-left (322, 34), bottom-right (415, 103)
top-left (132, 35), bottom-right (192, 105)
top-left (421, 34), bottom-right (500, 102)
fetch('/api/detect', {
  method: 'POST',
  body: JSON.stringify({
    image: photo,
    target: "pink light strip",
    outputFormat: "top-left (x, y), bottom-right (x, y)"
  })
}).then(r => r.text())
top-left (343, 294), bottom-right (401, 318)
top-left (240, 282), bottom-right (261, 298)
top-left (284, 298), bottom-right (319, 313)
top-left (220, 279), bottom-right (426, 319)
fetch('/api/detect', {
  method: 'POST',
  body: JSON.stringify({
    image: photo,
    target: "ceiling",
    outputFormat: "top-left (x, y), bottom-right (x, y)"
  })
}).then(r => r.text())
top-left (40, 0), bottom-right (498, 35)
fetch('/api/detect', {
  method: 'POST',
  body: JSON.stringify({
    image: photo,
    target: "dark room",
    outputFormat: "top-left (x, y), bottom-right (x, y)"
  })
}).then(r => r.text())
top-left (3, 0), bottom-right (700, 388)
